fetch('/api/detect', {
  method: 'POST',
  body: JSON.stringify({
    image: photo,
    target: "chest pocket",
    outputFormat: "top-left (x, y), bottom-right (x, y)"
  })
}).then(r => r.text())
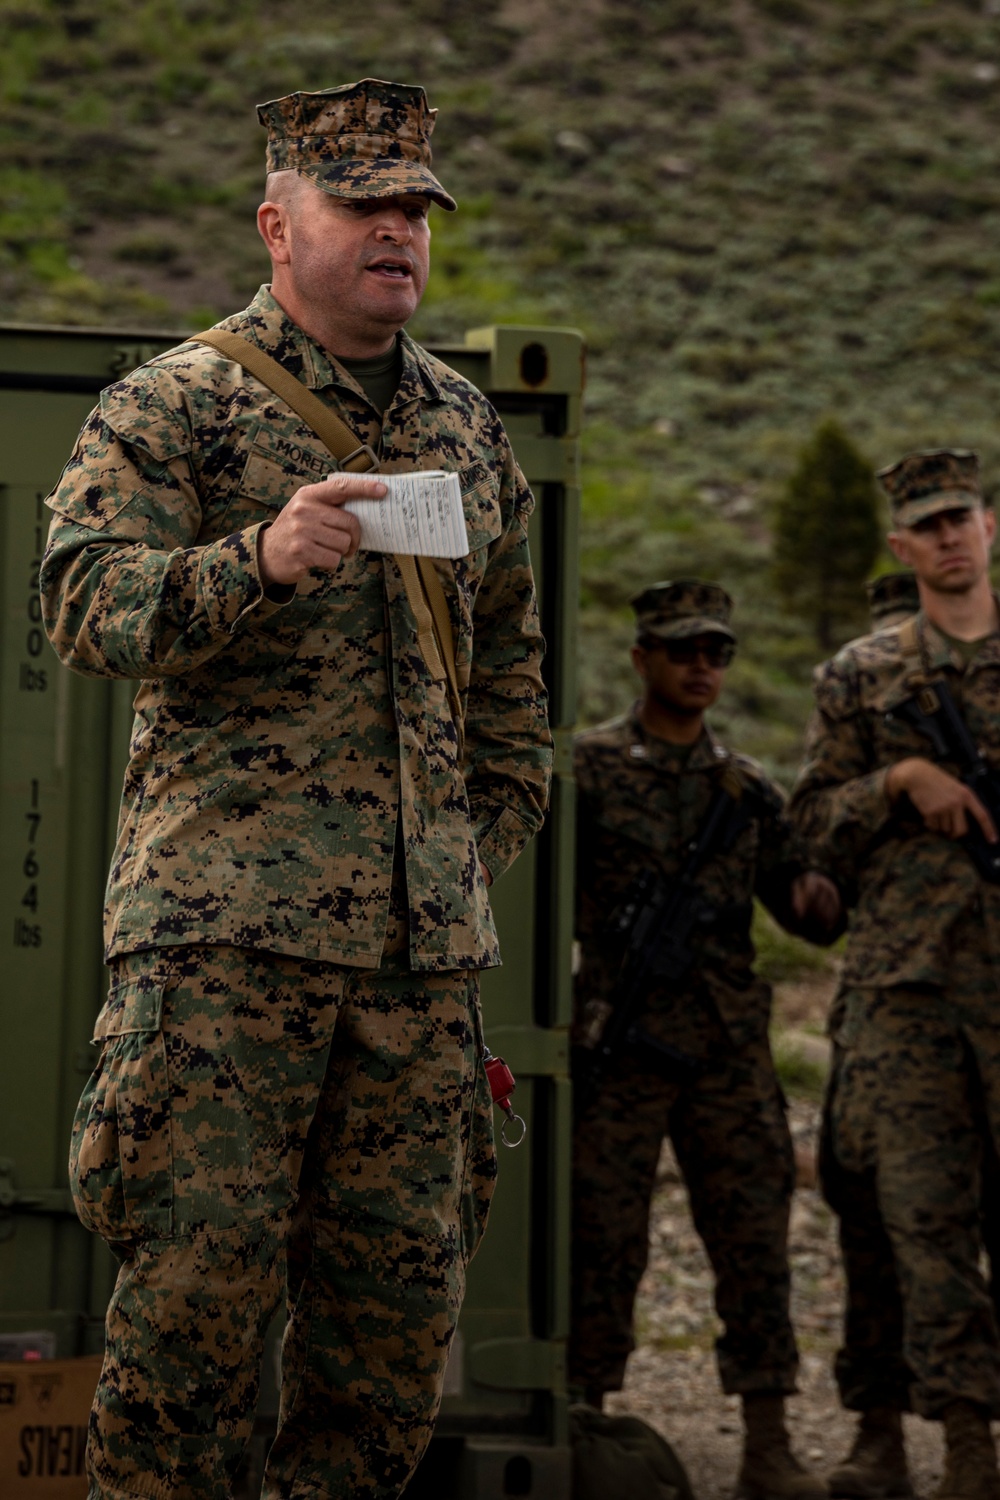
top-left (230, 441), bottom-right (328, 520)
top-left (460, 461), bottom-right (503, 553)
top-left (222, 442), bottom-right (336, 655)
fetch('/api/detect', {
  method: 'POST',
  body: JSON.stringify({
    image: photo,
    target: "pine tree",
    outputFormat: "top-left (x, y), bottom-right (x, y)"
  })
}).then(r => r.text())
top-left (773, 419), bottom-right (881, 651)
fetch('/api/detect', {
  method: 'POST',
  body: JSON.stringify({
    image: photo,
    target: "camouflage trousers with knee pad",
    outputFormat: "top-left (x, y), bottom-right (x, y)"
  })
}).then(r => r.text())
top-left (70, 930), bottom-right (495, 1500)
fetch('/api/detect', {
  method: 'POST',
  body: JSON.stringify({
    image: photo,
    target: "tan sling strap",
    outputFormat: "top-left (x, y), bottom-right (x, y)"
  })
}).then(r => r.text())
top-left (897, 614), bottom-right (924, 674)
top-left (188, 329), bottom-right (463, 730)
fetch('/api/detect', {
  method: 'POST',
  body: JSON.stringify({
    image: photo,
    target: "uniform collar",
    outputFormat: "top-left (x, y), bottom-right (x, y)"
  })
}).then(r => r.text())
top-left (624, 705), bottom-right (729, 772)
top-left (917, 598), bottom-right (1000, 673)
top-left (239, 285), bottom-right (443, 411)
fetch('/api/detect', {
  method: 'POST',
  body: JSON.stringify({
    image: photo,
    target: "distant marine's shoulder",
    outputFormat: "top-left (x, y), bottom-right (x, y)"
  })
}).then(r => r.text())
top-left (812, 623), bottom-right (909, 717)
top-left (725, 751), bottom-right (785, 810)
top-left (574, 714), bottom-right (631, 758)
top-left (835, 621), bottom-right (908, 670)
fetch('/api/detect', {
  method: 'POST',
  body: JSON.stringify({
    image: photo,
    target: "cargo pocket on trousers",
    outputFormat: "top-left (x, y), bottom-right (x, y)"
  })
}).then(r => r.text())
top-left (69, 975), bottom-right (174, 1244)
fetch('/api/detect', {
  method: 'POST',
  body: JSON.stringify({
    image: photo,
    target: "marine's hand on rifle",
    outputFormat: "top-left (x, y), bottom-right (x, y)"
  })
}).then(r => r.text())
top-left (790, 871), bottom-right (842, 939)
top-left (886, 756), bottom-right (998, 843)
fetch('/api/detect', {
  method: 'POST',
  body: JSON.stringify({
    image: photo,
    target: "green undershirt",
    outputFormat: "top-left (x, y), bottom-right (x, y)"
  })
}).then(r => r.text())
top-left (936, 626), bottom-right (999, 668)
top-left (649, 736), bottom-right (696, 768)
top-left (337, 338), bottom-right (403, 417)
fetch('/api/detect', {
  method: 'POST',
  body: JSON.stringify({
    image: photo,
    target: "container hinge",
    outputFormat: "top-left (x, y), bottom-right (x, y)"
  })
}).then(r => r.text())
top-left (0, 1159), bottom-right (78, 1240)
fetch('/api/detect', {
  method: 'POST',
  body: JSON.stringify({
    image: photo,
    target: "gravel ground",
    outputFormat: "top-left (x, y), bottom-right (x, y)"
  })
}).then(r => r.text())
top-left (603, 980), bottom-right (955, 1498)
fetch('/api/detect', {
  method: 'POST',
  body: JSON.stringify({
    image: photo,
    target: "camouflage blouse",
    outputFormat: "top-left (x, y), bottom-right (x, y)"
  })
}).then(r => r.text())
top-left (789, 612), bottom-right (1000, 988)
top-left (574, 709), bottom-right (810, 1050)
top-left (40, 287), bottom-right (551, 972)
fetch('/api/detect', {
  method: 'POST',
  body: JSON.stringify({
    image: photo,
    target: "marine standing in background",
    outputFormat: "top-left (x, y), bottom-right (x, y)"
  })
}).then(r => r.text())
top-left (818, 569), bottom-right (1000, 1498)
top-left (791, 450), bottom-right (1000, 1500)
top-left (570, 580), bottom-right (842, 1500)
top-left (39, 80), bottom-right (551, 1500)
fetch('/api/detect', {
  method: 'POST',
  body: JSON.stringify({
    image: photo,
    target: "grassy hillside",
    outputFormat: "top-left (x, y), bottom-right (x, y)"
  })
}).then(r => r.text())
top-left (5, 0), bottom-right (1000, 776)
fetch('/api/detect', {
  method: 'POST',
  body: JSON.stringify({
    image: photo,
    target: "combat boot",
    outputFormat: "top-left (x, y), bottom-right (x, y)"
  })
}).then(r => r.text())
top-left (738, 1394), bottom-right (828, 1500)
top-left (936, 1400), bottom-right (1000, 1500)
top-left (827, 1408), bottom-right (912, 1498)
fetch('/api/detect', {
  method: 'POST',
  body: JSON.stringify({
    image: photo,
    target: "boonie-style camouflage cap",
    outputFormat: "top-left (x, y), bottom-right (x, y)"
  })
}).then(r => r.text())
top-left (877, 448), bottom-right (981, 528)
top-left (631, 579), bottom-right (736, 642)
top-left (257, 78), bottom-right (457, 211)
top-left (865, 571), bottom-right (919, 627)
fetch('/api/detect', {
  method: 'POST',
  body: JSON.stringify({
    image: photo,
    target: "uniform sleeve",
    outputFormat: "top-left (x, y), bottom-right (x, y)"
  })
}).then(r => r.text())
top-left (748, 773), bottom-right (807, 930)
top-left (572, 738), bottom-right (601, 939)
top-left (787, 655), bottom-right (893, 872)
top-left (39, 378), bottom-right (287, 681)
top-left (463, 445), bottom-right (552, 881)
top-left (751, 766), bottom-right (847, 944)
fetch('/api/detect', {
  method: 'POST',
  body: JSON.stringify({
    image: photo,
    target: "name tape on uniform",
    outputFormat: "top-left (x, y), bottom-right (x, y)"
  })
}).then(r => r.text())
top-left (343, 470), bottom-right (469, 558)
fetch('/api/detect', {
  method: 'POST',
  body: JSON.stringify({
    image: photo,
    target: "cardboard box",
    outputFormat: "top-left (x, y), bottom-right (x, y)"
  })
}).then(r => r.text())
top-left (0, 1356), bottom-right (102, 1499)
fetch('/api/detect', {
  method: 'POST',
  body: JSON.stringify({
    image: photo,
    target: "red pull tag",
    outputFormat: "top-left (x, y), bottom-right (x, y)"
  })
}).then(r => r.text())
top-left (485, 1053), bottom-right (516, 1109)
top-left (483, 1047), bottom-right (526, 1148)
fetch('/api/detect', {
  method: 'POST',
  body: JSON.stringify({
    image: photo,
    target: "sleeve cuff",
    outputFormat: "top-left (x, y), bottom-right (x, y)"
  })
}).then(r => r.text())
top-left (852, 766), bottom-right (894, 835)
top-left (198, 522), bottom-right (296, 633)
top-left (475, 804), bottom-right (534, 883)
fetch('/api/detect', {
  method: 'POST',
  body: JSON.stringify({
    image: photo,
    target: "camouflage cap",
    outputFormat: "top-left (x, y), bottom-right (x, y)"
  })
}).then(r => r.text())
top-left (257, 78), bottom-right (457, 212)
top-left (865, 571), bottom-right (919, 628)
top-left (877, 448), bottom-right (981, 528)
top-left (631, 579), bottom-right (736, 642)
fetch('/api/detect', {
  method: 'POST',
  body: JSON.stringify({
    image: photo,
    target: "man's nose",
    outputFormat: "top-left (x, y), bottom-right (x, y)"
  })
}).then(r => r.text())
top-left (375, 212), bottom-right (412, 242)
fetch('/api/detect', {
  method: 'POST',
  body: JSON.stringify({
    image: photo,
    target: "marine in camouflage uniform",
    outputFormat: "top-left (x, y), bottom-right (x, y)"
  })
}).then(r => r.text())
top-left (40, 81), bottom-right (551, 1500)
top-left (569, 580), bottom-right (842, 1500)
top-left (790, 451), bottom-right (1000, 1500)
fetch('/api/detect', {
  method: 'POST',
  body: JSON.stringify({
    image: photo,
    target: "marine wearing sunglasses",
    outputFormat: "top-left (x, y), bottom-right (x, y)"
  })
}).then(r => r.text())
top-left (631, 630), bottom-right (736, 739)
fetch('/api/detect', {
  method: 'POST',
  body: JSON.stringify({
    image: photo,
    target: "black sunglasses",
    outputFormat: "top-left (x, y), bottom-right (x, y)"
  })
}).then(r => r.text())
top-left (659, 637), bottom-right (736, 668)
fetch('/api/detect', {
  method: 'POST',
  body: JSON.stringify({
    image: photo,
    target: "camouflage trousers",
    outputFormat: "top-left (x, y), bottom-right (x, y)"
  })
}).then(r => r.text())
top-left (821, 1030), bottom-right (1000, 1414)
top-left (69, 926), bottom-right (495, 1499)
top-left (569, 1035), bottom-right (797, 1397)
top-left (829, 983), bottom-right (1000, 1419)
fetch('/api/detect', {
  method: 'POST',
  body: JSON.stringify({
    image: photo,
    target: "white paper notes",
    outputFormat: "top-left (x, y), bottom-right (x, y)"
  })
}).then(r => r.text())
top-left (343, 470), bottom-right (469, 558)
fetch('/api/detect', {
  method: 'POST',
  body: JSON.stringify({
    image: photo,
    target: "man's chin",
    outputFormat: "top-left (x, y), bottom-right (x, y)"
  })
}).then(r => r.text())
top-left (931, 569), bottom-right (977, 594)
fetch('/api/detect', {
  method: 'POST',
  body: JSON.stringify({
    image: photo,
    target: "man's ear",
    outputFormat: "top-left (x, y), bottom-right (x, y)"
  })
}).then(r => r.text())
top-left (886, 528), bottom-right (911, 566)
top-left (630, 643), bottom-right (647, 681)
top-left (257, 202), bottom-right (292, 264)
top-left (984, 506), bottom-right (996, 549)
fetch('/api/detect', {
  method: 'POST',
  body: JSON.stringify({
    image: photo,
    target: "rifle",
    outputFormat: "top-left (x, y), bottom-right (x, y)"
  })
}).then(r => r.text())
top-left (574, 774), bottom-right (756, 1096)
top-left (889, 681), bottom-right (1000, 883)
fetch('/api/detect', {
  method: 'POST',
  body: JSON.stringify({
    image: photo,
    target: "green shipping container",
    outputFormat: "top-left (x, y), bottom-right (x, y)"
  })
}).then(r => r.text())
top-left (0, 321), bottom-right (582, 1498)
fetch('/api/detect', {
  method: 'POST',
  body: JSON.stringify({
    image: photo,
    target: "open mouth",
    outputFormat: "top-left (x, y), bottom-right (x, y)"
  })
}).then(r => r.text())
top-left (367, 260), bottom-right (412, 279)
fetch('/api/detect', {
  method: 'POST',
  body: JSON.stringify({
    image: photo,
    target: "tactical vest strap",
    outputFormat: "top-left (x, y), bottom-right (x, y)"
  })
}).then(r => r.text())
top-left (189, 329), bottom-right (463, 738)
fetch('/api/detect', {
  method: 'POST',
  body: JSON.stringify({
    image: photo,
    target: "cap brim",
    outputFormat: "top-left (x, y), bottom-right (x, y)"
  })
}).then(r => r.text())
top-left (894, 491), bottom-right (978, 528)
top-left (302, 158), bottom-right (457, 211)
top-left (643, 619), bottom-right (736, 643)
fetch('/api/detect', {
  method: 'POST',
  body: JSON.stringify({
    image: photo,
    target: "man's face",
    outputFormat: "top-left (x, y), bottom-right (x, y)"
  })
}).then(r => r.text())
top-left (630, 633), bottom-right (733, 716)
top-left (888, 504), bottom-right (996, 594)
top-left (265, 180), bottom-right (431, 350)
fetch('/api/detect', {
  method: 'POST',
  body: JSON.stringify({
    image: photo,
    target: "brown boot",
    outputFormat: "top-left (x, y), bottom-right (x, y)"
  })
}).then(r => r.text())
top-left (827, 1409), bottom-right (913, 1498)
top-left (738, 1394), bottom-right (828, 1500)
top-left (936, 1400), bottom-right (1000, 1500)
